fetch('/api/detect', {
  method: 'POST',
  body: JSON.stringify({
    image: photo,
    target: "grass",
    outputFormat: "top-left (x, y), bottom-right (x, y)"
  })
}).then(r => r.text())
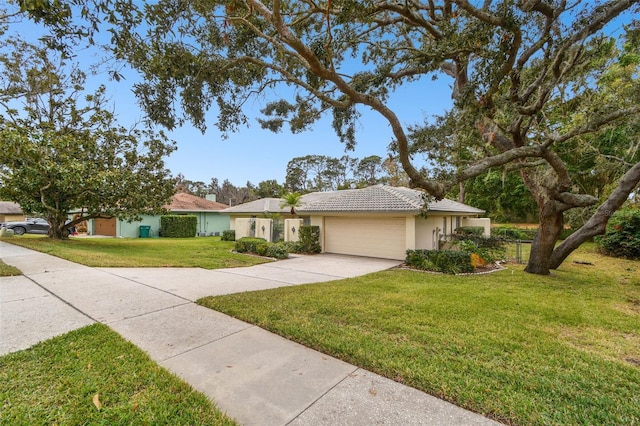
top-left (0, 324), bottom-right (236, 425)
top-left (198, 243), bottom-right (640, 425)
top-left (0, 259), bottom-right (21, 276)
top-left (1, 235), bottom-right (270, 268)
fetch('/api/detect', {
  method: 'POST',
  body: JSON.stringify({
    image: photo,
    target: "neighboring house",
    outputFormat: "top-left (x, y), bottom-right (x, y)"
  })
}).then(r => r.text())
top-left (222, 185), bottom-right (489, 260)
top-left (0, 201), bottom-right (25, 223)
top-left (89, 193), bottom-right (230, 237)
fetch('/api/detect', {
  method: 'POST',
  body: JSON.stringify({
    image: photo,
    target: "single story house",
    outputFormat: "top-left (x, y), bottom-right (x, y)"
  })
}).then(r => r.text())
top-left (222, 185), bottom-right (489, 260)
top-left (89, 192), bottom-right (230, 237)
top-left (0, 201), bottom-right (25, 223)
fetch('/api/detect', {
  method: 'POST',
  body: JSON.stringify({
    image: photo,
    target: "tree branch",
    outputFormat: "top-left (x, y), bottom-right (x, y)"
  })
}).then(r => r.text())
top-left (550, 160), bottom-right (640, 269)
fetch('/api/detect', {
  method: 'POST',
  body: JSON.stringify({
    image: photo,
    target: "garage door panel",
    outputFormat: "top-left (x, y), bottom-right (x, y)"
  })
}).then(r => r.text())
top-left (324, 217), bottom-right (406, 260)
top-left (95, 218), bottom-right (116, 237)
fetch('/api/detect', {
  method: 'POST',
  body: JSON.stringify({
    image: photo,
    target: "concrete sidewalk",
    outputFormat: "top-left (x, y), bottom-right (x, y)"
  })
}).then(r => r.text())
top-left (0, 241), bottom-right (500, 425)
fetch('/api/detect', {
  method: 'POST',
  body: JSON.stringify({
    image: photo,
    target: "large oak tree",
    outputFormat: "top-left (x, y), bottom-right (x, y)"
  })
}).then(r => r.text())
top-left (67, 0), bottom-right (640, 273)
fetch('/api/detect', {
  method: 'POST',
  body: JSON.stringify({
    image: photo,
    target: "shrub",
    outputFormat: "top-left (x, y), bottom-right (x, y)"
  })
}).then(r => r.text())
top-left (221, 230), bottom-right (235, 241)
top-left (266, 244), bottom-right (289, 259)
top-left (405, 249), bottom-right (474, 274)
top-left (491, 226), bottom-right (537, 240)
top-left (235, 237), bottom-right (266, 253)
top-left (470, 253), bottom-right (486, 268)
top-left (278, 241), bottom-right (303, 253)
top-left (255, 242), bottom-right (269, 256)
top-left (234, 237), bottom-right (289, 259)
top-left (451, 234), bottom-right (506, 263)
top-left (299, 225), bottom-right (321, 253)
top-left (455, 226), bottom-right (485, 236)
top-left (597, 207), bottom-right (640, 260)
top-left (160, 215), bottom-right (197, 238)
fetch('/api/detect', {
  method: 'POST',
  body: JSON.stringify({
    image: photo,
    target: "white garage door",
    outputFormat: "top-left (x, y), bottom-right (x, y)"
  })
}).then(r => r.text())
top-left (324, 217), bottom-right (406, 260)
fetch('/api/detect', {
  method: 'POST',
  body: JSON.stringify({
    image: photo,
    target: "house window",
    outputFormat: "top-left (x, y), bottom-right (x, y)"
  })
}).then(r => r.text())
top-left (443, 217), bottom-right (447, 235)
top-left (456, 216), bottom-right (461, 231)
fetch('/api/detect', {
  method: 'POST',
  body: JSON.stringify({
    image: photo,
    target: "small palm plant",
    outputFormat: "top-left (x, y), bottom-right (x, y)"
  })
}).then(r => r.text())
top-left (280, 192), bottom-right (303, 216)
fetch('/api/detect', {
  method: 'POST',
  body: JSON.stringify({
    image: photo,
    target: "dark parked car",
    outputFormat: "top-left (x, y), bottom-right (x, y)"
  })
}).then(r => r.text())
top-left (2, 218), bottom-right (51, 235)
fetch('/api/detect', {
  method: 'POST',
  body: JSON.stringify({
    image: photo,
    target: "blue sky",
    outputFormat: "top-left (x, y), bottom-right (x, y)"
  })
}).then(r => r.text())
top-left (163, 83), bottom-right (452, 186)
top-left (102, 56), bottom-right (452, 187)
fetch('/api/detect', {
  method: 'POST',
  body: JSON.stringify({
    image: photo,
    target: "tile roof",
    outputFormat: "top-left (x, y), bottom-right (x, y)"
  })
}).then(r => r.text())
top-left (221, 198), bottom-right (287, 214)
top-left (165, 192), bottom-right (229, 212)
top-left (221, 191), bottom-right (356, 214)
top-left (221, 186), bottom-right (484, 215)
top-left (300, 185), bottom-right (485, 214)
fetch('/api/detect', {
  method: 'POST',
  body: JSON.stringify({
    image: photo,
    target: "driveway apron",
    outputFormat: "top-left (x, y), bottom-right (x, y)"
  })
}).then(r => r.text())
top-left (0, 242), bottom-right (500, 426)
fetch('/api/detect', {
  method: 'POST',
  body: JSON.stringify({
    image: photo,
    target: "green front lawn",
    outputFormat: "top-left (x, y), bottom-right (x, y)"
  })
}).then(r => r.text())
top-left (198, 244), bottom-right (640, 425)
top-left (1, 235), bottom-right (270, 268)
top-left (0, 259), bottom-right (21, 276)
top-left (0, 324), bottom-right (236, 425)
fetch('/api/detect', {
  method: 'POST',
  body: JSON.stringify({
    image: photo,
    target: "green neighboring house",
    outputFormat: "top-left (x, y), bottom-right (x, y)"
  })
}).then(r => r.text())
top-left (88, 192), bottom-right (230, 238)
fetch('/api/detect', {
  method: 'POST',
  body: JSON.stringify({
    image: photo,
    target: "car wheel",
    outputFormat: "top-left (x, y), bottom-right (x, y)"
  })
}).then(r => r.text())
top-left (13, 226), bottom-right (26, 235)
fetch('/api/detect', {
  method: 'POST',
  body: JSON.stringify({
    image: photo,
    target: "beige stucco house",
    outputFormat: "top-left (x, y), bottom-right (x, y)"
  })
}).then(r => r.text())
top-left (0, 201), bottom-right (25, 223)
top-left (222, 185), bottom-right (489, 260)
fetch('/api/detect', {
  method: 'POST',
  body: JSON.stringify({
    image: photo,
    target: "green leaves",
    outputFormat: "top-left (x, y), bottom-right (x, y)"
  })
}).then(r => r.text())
top-left (0, 40), bottom-right (176, 239)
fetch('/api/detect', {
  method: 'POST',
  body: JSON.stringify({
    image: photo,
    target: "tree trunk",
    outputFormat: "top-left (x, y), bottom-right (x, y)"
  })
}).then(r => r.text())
top-left (525, 206), bottom-right (564, 275)
top-left (458, 181), bottom-right (466, 204)
top-left (47, 217), bottom-right (70, 240)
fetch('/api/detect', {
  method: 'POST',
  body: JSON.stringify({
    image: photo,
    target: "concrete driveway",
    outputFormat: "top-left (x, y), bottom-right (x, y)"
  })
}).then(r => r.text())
top-left (98, 254), bottom-right (402, 301)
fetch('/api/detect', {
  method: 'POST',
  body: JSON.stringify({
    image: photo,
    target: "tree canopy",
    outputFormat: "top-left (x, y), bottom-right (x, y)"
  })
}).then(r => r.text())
top-left (0, 38), bottom-right (176, 239)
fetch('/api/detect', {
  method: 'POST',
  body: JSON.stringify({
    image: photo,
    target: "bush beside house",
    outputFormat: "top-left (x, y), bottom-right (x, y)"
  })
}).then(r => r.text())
top-left (406, 233), bottom-right (506, 274)
top-left (235, 237), bottom-right (289, 259)
top-left (160, 215), bottom-right (197, 238)
top-left (406, 250), bottom-right (475, 274)
top-left (298, 225), bottom-right (321, 253)
top-left (221, 230), bottom-right (235, 241)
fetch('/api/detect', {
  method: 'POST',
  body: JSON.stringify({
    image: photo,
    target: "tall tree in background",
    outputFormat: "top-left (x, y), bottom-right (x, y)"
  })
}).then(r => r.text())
top-left (175, 173), bottom-right (209, 197)
top-left (255, 179), bottom-right (284, 198)
top-left (285, 154), bottom-right (391, 192)
top-left (355, 155), bottom-right (386, 187)
top-left (459, 169), bottom-right (538, 223)
top-left (0, 39), bottom-right (176, 239)
top-left (206, 178), bottom-right (259, 206)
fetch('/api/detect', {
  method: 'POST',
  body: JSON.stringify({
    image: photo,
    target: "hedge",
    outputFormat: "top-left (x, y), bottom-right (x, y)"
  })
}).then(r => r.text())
top-left (455, 226), bottom-right (485, 236)
top-left (234, 237), bottom-right (289, 259)
top-left (450, 234), bottom-right (506, 264)
top-left (491, 226), bottom-right (537, 240)
top-left (299, 225), bottom-right (321, 253)
top-left (221, 230), bottom-right (235, 241)
top-left (405, 249), bottom-right (474, 274)
top-left (160, 215), bottom-right (197, 238)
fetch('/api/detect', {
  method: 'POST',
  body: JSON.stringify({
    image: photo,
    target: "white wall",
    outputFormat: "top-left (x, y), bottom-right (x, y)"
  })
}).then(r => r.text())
top-left (235, 218), bottom-right (254, 239)
top-left (255, 218), bottom-right (273, 242)
top-left (462, 217), bottom-right (491, 236)
top-left (284, 219), bottom-right (304, 242)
